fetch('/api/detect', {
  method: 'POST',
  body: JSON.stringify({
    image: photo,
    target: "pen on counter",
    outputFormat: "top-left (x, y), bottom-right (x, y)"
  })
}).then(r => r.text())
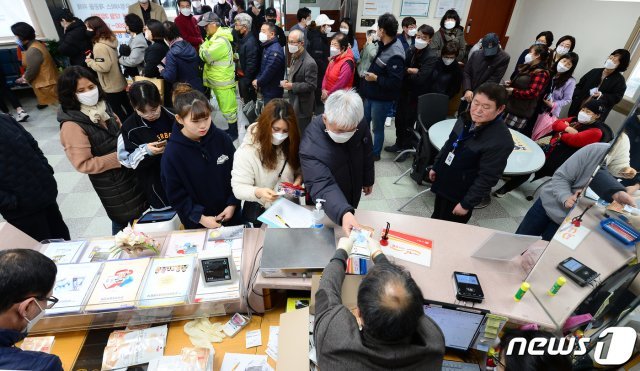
top-left (275, 214), bottom-right (291, 228)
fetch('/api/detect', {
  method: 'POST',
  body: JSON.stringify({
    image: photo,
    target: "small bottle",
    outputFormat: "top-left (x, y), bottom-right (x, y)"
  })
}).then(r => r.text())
top-left (514, 282), bottom-right (530, 302)
top-left (311, 199), bottom-right (326, 228)
top-left (547, 276), bottom-right (566, 296)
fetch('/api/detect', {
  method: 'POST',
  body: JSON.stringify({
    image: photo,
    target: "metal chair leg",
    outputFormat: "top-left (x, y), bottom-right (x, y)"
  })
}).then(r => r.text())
top-left (397, 188), bottom-right (431, 212)
top-left (393, 148), bottom-right (416, 162)
top-left (393, 168), bottom-right (412, 184)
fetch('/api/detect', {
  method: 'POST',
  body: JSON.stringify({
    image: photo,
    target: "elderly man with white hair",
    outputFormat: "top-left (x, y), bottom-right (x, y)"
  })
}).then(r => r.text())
top-left (300, 89), bottom-right (375, 235)
top-left (282, 29), bottom-right (317, 133)
top-left (234, 12), bottom-right (259, 105)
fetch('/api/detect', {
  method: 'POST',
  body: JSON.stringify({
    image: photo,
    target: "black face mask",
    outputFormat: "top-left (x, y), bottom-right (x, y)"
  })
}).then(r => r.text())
top-left (86, 30), bottom-right (96, 39)
top-left (266, 18), bottom-right (276, 23)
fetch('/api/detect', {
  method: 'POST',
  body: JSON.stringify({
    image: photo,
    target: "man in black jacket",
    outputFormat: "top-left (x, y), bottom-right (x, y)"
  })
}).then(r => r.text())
top-left (234, 13), bottom-right (259, 104)
top-left (57, 10), bottom-right (91, 67)
top-left (264, 7), bottom-right (286, 46)
top-left (300, 89), bottom-right (374, 235)
top-left (0, 114), bottom-right (70, 241)
top-left (429, 82), bottom-right (513, 223)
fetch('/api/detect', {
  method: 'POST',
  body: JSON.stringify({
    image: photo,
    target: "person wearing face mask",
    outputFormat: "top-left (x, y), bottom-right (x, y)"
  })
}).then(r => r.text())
top-left (247, 0), bottom-right (265, 37)
top-left (142, 20), bottom-right (169, 78)
top-left (429, 9), bottom-right (466, 61)
top-left (175, 0), bottom-right (204, 51)
top-left (428, 42), bottom-right (463, 99)
top-left (11, 22), bottom-right (59, 109)
top-left (199, 12), bottom-right (239, 140)
top-left (503, 43), bottom-right (551, 134)
top-left (264, 7), bottom-right (286, 46)
top-left (430, 83), bottom-right (513, 223)
top-left (300, 89), bottom-right (374, 236)
top-left (385, 24), bottom-right (437, 162)
top-left (56, 10), bottom-right (91, 67)
top-left (307, 14), bottom-right (334, 110)
top-left (290, 7), bottom-right (311, 47)
top-left (568, 49), bottom-right (630, 122)
top-left (361, 13), bottom-right (405, 161)
top-left (494, 100), bottom-right (609, 199)
top-left (192, 0), bottom-right (213, 16)
top-left (357, 27), bottom-right (379, 82)
top-left (84, 16), bottom-right (133, 121)
top-left (213, 0), bottom-right (232, 26)
top-left (119, 14), bottom-right (148, 78)
top-left (118, 81), bottom-right (174, 209)
top-left (282, 29), bottom-right (317, 133)
top-left (339, 18), bottom-right (359, 62)
top-left (322, 33), bottom-right (355, 103)
top-left (161, 21), bottom-right (205, 103)
top-left (128, 0), bottom-right (168, 24)
top-left (510, 30), bottom-right (553, 80)
top-left (161, 84), bottom-right (241, 229)
top-left (232, 99), bottom-right (302, 225)
top-left (234, 13), bottom-right (259, 104)
top-left (0, 249), bottom-right (63, 371)
top-left (253, 22), bottom-right (285, 105)
top-left (552, 35), bottom-right (575, 63)
top-left (398, 17), bottom-right (416, 52)
top-left (58, 66), bottom-right (147, 234)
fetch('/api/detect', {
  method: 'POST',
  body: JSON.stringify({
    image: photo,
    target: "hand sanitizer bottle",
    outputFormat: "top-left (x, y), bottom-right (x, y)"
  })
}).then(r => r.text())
top-left (311, 199), bottom-right (326, 228)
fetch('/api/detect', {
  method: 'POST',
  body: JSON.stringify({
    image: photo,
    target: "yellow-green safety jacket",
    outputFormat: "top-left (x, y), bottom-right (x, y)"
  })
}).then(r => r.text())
top-left (200, 27), bottom-right (235, 90)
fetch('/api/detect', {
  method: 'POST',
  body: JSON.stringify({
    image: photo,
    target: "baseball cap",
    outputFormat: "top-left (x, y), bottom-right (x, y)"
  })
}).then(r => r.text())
top-left (482, 33), bottom-right (500, 56)
top-left (265, 7), bottom-right (277, 17)
top-left (583, 100), bottom-right (604, 115)
top-left (197, 12), bottom-right (221, 27)
top-left (315, 14), bottom-right (335, 27)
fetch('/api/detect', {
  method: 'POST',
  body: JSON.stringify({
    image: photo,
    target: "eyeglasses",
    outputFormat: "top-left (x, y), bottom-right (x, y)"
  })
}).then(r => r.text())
top-left (34, 296), bottom-right (59, 309)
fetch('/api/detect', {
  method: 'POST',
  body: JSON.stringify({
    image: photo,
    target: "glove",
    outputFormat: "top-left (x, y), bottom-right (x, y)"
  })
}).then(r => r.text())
top-left (366, 236), bottom-right (382, 258)
top-left (119, 44), bottom-right (131, 57)
top-left (337, 236), bottom-right (354, 255)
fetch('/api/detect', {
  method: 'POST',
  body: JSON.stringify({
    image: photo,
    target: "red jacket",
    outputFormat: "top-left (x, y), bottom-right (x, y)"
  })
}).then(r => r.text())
top-left (550, 117), bottom-right (603, 148)
top-left (174, 14), bottom-right (203, 52)
top-left (322, 48), bottom-right (355, 93)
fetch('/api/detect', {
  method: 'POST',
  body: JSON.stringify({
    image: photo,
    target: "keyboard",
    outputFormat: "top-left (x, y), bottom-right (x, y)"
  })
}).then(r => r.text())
top-left (442, 360), bottom-right (481, 371)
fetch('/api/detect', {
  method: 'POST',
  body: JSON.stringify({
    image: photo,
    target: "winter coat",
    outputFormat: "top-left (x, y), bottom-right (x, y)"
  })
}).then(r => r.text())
top-left (237, 30), bottom-right (260, 101)
top-left (119, 33), bottom-right (147, 69)
top-left (214, 2), bottom-right (232, 26)
top-left (0, 114), bottom-right (58, 219)
top-left (161, 39), bottom-right (204, 93)
top-left (403, 45), bottom-right (438, 100)
top-left (174, 14), bottom-right (203, 51)
top-left (161, 124), bottom-right (241, 229)
top-left (231, 123), bottom-right (298, 207)
top-left (505, 62), bottom-right (550, 119)
top-left (0, 329), bottom-right (62, 371)
top-left (58, 19), bottom-right (91, 66)
top-left (462, 48), bottom-right (510, 92)
top-left (127, 2), bottom-right (168, 23)
top-left (569, 68), bottom-right (626, 121)
top-left (431, 112), bottom-right (514, 209)
top-left (360, 37), bottom-right (405, 101)
top-left (429, 58), bottom-right (463, 98)
top-left (288, 50), bottom-right (317, 124)
top-left (307, 28), bottom-right (329, 87)
top-left (544, 75), bottom-right (576, 117)
top-left (430, 27), bottom-right (466, 61)
top-left (200, 27), bottom-right (236, 91)
top-left (397, 33), bottom-right (414, 52)
top-left (299, 116), bottom-right (375, 225)
top-left (256, 38), bottom-right (285, 100)
top-left (87, 37), bottom-right (127, 93)
top-left (143, 41), bottom-right (169, 78)
top-left (323, 48), bottom-right (355, 93)
top-left (357, 41), bottom-right (378, 78)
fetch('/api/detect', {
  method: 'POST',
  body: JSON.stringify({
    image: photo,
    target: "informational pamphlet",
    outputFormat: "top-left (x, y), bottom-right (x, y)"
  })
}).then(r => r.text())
top-left (86, 258), bottom-right (150, 312)
top-left (78, 237), bottom-right (121, 263)
top-left (41, 241), bottom-right (86, 264)
top-left (380, 229), bottom-right (433, 267)
top-left (137, 256), bottom-right (195, 308)
top-left (20, 336), bottom-right (55, 353)
top-left (48, 262), bottom-right (102, 315)
top-left (101, 325), bottom-right (167, 370)
top-left (163, 230), bottom-right (208, 256)
top-left (194, 280), bottom-right (241, 303)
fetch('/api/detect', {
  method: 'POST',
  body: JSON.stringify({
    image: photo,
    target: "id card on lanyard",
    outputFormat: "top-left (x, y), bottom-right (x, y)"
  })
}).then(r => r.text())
top-left (445, 126), bottom-right (473, 166)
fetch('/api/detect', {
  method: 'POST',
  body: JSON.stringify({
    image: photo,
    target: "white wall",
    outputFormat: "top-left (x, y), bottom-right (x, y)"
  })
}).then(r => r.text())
top-left (29, 0), bottom-right (59, 41)
top-left (355, 0), bottom-right (472, 33)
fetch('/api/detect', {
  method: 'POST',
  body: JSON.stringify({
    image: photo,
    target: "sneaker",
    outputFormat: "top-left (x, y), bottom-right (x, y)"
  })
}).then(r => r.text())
top-left (475, 196), bottom-right (492, 209)
top-left (384, 144), bottom-right (403, 153)
top-left (16, 111), bottom-right (29, 122)
top-left (373, 154), bottom-right (381, 161)
top-left (492, 189), bottom-right (507, 198)
top-left (384, 117), bottom-right (392, 127)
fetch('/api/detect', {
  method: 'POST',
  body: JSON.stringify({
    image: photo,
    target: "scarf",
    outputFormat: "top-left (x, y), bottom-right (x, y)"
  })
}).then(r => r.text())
top-left (79, 101), bottom-right (110, 124)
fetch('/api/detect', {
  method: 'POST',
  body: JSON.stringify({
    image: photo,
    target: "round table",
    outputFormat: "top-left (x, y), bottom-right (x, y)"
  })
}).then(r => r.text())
top-left (428, 118), bottom-right (546, 176)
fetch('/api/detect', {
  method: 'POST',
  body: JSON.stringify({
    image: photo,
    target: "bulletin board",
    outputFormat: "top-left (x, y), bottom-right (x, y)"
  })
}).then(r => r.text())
top-left (400, 0), bottom-right (431, 17)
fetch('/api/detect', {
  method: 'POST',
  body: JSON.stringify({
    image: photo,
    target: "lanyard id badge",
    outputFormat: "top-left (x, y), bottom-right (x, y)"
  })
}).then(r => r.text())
top-left (446, 127), bottom-right (473, 166)
top-left (445, 151), bottom-right (455, 165)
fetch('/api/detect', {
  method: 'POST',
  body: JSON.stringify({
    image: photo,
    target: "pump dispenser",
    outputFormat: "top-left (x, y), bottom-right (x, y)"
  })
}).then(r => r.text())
top-left (312, 199), bottom-right (326, 228)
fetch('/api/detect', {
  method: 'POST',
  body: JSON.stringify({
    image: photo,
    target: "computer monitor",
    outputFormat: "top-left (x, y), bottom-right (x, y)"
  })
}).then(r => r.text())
top-left (423, 303), bottom-right (486, 351)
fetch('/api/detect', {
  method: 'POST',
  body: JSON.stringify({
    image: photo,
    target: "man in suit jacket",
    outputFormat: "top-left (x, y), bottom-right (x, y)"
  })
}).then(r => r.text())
top-left (128, 0), bottom-right (168, 24)
top-left (282, 29), bottom-right (317, 133)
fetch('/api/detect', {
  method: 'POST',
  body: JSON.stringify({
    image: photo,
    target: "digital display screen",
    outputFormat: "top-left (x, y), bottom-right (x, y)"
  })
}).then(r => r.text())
top-left (562, 259), bottom-right (583, 272)
top-left (202, 258), bottom-right (231, 282)
top-left (455, 273), bottom-right (479, 285)
top-left (138, 210), bottom-right (177, 223)
top-left (424, 305), bottom-right (484, 350)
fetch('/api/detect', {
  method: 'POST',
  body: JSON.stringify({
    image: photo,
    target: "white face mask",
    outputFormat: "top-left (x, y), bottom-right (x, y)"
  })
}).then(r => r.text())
top-left (259, 32), bottom-right (268, 42)
top-left (145, 30), bottom-right (153, 41)
top-left (444, 20), bottom-right (456, 30)
top-left (288, 43), bottom-right (299, 54)
top-left (330, 47), bottom-right (340, 57)
top-left (139, 0), bottom-right (149, 3)
top-left (340, 28), bottom-right (349, 35)
top-left (535, 40), bottom-right (545, 45)
top-left (604, 59), bottom-right (617, 70)
top-left (442, 57), bottom-right (455, 65)
top-left (272, 132), bottom-right (289, 145)
top-left (577, 111), bottom-right (593, 123)
top-left (232, 4), bottom-right (237, 11)
top-left (555, 45), bottom-right (569, 55)
top-left (218, 0), bottom-right (226, 4)
top-left (414, 38), bottom-right (428, 50)
top-left (556, 62), bottom-right (570, 73)
top-left (407, 28), bottom-right (417, 37)
top-left (193, 1), bottom-right (202, 7)
top-left (326, 129), bottom-right (355, 143)
top-left (524, 53), bottom-right (534, 64)
top-left (23, 301), bottom-right (45, 334)
top-left (324, 26), bottom-right (332, 34)
top-left (180, 7), bottom-right (192, 16)
top-left (371, 33), bottom-right (379, 41)
top-left (254, 1), bottom-right (260, 8)
top-left (77, 87), bottom-right (100, 106)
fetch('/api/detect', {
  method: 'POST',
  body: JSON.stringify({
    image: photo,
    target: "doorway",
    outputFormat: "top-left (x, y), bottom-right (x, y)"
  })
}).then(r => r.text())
top-left (464, 0), bottom-right (516, 48)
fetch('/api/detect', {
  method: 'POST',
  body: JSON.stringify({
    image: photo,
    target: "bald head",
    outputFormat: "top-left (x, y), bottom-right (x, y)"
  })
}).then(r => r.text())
top-left (357, 262), bottom-right (424, 342)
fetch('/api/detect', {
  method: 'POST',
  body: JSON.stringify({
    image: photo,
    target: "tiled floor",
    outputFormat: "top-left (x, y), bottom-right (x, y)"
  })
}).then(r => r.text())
top-left (4, 93), bottom-right (544, 239)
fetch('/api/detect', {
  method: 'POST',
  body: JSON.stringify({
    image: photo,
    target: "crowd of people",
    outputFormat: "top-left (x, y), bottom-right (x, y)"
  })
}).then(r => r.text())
top-left (1, 2), bottom-right (639, 369)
